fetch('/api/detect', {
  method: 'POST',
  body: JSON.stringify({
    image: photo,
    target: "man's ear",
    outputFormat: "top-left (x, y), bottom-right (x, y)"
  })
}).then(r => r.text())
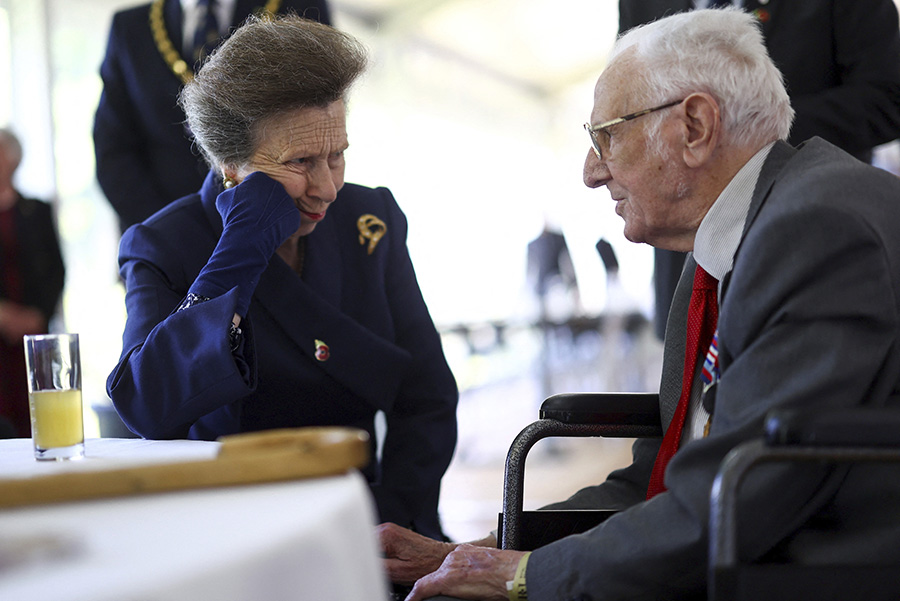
top-left (680, 92), bottom-right (720, 168)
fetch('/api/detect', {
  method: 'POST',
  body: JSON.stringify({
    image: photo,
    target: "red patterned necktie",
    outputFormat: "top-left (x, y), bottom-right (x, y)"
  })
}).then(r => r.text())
top-left (646, 265), bottom-right (718, 498)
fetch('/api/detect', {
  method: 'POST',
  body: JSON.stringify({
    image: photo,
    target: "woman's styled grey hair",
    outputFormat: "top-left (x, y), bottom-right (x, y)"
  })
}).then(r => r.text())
top-left (179, 14), bottom-right (368, 170)
top-left (611, 7), bottom-right (794, 152)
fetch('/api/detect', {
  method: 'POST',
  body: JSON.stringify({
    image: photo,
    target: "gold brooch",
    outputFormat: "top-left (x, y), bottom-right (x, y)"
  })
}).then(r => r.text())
top-left (357, 214), bottom-right (387, 255)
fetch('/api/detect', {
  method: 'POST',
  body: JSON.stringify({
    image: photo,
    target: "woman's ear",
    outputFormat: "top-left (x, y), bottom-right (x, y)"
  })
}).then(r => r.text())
top-left (221, 166), bottom-right (238, 189)
top-left (680, 92), bottom-right (720, 168)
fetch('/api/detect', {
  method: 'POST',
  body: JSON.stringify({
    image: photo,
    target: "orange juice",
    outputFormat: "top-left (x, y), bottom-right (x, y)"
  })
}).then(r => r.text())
top-left (28, 389), bottom-right (84, 449)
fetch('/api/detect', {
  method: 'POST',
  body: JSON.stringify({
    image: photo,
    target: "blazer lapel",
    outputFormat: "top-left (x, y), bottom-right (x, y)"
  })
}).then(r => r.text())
top-left (659, 254), bottom-right (695, 428)
top-left (253, 217), bottom-right (412, 413)
top-left (713, 140), bottom-right (797, 404)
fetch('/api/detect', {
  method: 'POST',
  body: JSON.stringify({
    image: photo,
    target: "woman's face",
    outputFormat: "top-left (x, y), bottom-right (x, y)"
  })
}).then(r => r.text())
top-left (234, 99), bottom-right (348, 237)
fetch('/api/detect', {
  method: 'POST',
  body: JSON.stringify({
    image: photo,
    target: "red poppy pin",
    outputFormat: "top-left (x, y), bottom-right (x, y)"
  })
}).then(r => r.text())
top-left (314, 339), bottom-right (330, 362)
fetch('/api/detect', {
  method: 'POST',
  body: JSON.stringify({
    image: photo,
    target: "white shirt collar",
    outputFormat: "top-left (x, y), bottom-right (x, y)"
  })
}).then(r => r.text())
top-left (693, 142), bottom-right (775, 282)
top-left (693, 0), bottom-right (746, 8)
top-left (180, 0), bottom-right (236, 12)
top-left (180, 0), bottom-right (237, 56)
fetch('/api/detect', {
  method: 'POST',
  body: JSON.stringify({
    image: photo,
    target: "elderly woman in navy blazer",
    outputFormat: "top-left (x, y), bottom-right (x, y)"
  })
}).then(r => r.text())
top-left (106, 15), bottom-right (458, 540)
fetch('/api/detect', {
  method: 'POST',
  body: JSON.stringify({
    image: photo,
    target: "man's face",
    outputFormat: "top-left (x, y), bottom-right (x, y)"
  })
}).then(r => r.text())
top-left (583, 64), bottom-right (697, 251)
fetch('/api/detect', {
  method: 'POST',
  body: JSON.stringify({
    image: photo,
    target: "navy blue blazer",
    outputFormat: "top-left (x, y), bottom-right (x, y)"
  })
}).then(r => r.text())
top-left (107, 172), bottom-right (458, 539)
top-left (93, 0), bottom-right (332, 232)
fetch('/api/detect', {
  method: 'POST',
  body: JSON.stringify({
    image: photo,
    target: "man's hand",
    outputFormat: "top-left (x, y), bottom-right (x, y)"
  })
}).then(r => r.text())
top-left (404, 544), bottom-right (526, 601)
top-left (378, 522), bottom-right (457, 585)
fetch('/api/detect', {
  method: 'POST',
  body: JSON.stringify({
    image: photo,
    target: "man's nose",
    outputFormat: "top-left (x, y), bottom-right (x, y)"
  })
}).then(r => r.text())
top-left (583, 148), bottom-right (610, 189)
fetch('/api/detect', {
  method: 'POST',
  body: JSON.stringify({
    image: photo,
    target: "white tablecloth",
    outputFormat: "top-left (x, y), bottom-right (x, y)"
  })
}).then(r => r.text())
top-left (0, 438), bottom-right (390, 601)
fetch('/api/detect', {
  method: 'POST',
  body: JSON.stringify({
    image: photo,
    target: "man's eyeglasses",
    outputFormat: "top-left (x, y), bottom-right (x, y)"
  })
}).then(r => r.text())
top-left (584, 99), bottom-right (685, 160)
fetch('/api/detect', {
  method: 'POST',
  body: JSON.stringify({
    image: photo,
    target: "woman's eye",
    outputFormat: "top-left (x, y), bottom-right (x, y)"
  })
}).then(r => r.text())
top-left (290, 157), bottom-right (308, 165)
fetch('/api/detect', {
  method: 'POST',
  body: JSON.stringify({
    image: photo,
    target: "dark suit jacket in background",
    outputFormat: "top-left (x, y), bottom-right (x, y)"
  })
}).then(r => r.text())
top-left (92, 0), bottom-right (332, 232)
top-left (620, 0), bottom-right (900, 339)
top-left (531, 138), bottom-right (900, 600)
top-left (0, 195), bottom-right (65, 437)
top-left (106, 172), bottom-right (457, 540)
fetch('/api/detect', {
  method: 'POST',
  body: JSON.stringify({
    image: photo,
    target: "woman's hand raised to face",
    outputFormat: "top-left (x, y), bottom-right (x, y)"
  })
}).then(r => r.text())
top-left (188, 171), bottom-right (301, 317)
top-left (216, 171), bottom-right (301, 256)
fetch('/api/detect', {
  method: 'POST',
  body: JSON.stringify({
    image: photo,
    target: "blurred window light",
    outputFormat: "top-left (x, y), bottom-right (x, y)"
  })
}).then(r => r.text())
top-left (0, 7), bottom-right (10, 125)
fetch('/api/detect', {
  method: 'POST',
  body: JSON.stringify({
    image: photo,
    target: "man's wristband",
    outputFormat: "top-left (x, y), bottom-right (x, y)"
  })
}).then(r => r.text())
top-left (506, 552), bottom-right (531, 601)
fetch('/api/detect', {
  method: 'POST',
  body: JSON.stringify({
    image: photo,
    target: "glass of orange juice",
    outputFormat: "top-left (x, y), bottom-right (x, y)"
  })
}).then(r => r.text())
top-left (23, 333), bottom-right (84, 461)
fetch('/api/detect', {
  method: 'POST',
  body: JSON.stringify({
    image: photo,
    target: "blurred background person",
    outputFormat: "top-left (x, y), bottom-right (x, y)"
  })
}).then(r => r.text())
top-left (620, 0), bottom-right (900, 339)
top-left (526, 221), bottom-right (581, 403)
top-left (0, 127), bottom-right (66, 438)
top-left (106, 15), bottom-right (458, 541)
top-left (526, 222), bottom-right (579, 325)
top-left (93, 0), bottom-right (332, 234)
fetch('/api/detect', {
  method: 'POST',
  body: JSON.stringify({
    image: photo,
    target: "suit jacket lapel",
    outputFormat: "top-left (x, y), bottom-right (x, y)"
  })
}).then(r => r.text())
top-left (253, 215), bottom-right (412, 413)
top-left (659, 254), bottom-right (695, 428)
top-left (710, 140), bottom-right (798, 412)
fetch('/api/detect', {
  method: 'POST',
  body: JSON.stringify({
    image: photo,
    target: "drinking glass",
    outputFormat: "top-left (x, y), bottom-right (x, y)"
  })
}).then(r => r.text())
top-left (23, 333), bottom-right (84, 461)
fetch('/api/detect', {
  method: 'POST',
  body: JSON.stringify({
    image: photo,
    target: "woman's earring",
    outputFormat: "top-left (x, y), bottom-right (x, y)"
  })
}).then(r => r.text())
top-left (223, 174), bottom-right (237, 189)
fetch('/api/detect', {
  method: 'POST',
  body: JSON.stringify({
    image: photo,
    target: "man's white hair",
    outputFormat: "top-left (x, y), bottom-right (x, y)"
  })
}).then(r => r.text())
top-left (610, 7), bottom-right (794, 150)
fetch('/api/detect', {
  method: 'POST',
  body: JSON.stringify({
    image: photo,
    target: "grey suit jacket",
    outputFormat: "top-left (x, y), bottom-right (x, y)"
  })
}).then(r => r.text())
top-left (530, 138), bottom-right (900, 601)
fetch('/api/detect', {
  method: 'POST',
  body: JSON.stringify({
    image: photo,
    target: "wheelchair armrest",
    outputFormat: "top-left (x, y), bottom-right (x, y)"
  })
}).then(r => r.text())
top-left (765, 407), bottom-right (900, 447)
top-left (710, 406), bottom-right (900, 599)
top-left (540, 392), bottom-right (663, 430)
top-left (501, 392), bottom-right (662, 550)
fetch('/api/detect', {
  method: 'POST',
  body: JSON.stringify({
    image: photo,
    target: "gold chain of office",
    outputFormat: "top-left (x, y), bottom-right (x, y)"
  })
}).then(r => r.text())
top-left (149, 0), bottom-right (282, 85)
